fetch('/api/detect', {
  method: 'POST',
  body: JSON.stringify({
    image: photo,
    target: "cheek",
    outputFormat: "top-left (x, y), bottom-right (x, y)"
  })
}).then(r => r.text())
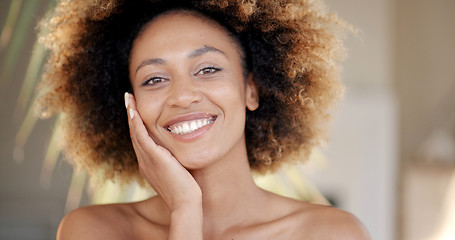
top-left (208, 77), bottom-right (246, 106)
top-left (135, 94), bottom-right (162, 130)
top-left (209, 81), bottom-right (247, 129)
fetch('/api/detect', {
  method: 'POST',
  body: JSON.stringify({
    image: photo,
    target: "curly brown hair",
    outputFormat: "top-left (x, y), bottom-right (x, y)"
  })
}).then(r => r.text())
top-left (36, 0), bottom-right (346, 184)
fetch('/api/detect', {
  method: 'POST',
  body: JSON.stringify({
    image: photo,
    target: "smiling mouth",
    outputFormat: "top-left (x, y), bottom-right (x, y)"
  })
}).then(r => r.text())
top-left (165, 116), bottom-right (217, 135)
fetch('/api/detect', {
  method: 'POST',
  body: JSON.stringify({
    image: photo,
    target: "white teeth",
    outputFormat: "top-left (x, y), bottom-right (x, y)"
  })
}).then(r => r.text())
top-left (190, 121), bottom-right (198, 131)
top-left (182, 122), bottom-right (190, 133)
top-left (168, 117), bottom-right (215, 135)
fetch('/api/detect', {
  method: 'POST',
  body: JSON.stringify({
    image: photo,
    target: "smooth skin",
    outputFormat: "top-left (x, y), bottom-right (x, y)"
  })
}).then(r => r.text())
top-left (56, 12), bottom-right (371, 240)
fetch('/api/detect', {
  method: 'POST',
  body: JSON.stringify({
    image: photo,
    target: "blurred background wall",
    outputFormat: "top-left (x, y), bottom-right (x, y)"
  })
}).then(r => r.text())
top-left (1, 0), bottom-right (454, 239)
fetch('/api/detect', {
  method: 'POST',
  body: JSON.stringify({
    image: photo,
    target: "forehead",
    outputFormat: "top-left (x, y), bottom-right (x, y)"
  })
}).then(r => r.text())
top-left (130, 11), bottom-right (243, 61)
top-left (144, 10), bottom-right (229, 38)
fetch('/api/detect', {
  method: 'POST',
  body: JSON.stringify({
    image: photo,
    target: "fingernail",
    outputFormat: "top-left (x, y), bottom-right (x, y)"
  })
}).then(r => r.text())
top-left (124, 92), bottom-right (129, 108)
top-left (129, 108), bottom-right (134, 119)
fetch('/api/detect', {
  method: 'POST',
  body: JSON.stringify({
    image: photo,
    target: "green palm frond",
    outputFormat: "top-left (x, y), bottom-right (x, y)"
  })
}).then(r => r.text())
top-left (40, 115), bottom-right (62, 189)
top-left (14, 95), bottom-right (39, 163)
top-left (16, 40), bottom-right (47, 111)
top-left (0, 0), bottom-right (23, 50)
top-left (1, 0), bottom-right (40, 87)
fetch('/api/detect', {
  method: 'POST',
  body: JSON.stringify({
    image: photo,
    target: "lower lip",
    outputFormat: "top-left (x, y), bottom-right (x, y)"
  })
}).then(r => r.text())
top-left (167, 120), bottom-right (215, 142)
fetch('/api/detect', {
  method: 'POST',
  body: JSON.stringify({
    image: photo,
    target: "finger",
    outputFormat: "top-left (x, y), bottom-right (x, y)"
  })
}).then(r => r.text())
top-left (125, 92), bottom-right (140, 149)
top-left (127, 93), bottom-right (176, 162)
top-left (125, 92), bottom-right (136, 139)
top-left (125, 93), bottom-right (172, 172)
top-left (125, 92), bottom-right (150, 162)
top-left (125, 93), bottom-right (183, 171)
top-left (127, 94), bottom-right (158, 149)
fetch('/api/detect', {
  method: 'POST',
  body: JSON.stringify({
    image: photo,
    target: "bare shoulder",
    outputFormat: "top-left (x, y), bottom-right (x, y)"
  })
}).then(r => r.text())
top-left (259, 192), bottom-right (370, 240)
top-left (292, 201), bottom-right (371, 240)
top-left (56, 197), bottom-right (168, 240)
top-left (56, 203), bottom-right (132, 240)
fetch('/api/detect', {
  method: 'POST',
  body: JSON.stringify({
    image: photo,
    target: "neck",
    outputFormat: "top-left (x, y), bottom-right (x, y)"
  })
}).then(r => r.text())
top-left (189, 137), bottom-right (267, 232)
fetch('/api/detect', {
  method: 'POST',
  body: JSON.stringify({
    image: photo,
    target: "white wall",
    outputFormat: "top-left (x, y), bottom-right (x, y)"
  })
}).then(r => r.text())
top-left (306, 0), bottom-right (398, 239)
top-left (303, 89), bottom-right (398, 240)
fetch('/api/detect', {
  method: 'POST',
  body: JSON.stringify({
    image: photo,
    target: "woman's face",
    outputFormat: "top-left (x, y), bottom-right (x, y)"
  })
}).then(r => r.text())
top-left (129, 12), bottom-right (258, 170)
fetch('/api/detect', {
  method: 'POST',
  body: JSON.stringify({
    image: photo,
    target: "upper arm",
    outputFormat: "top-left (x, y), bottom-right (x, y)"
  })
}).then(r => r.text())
top-left (57, 207), bottom-right (126, 240)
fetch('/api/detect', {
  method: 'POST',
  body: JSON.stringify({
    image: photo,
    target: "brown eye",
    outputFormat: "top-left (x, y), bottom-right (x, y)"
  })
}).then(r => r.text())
top-left (195, 66), bottom-right (221, 76)
top-left (142, 76), bottom-right (168, 86)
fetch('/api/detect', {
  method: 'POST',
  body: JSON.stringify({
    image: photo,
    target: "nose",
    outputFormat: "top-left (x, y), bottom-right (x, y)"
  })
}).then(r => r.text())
top-left (167, 76), bottom-right (202, 109)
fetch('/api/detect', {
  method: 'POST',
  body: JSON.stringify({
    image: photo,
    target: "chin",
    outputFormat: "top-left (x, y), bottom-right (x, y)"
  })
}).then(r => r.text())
top-left (174, 150), bottom-right (220, 170)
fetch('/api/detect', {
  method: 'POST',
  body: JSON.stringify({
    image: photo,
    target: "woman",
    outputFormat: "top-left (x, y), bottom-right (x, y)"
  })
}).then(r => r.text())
top-left (37, 0), bottom-right (370, 239)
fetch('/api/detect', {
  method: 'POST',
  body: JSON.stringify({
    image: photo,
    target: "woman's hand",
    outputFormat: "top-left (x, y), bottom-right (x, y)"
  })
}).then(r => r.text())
top-left (125, 93), bottom-right (203, 239)
top-left (125, 92), bottom-right (201, 210)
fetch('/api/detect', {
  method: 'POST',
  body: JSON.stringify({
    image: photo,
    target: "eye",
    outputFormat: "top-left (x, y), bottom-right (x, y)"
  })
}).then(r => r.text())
top-left (195, 66), bottom-right (222, 76)
top-left (141, 76), bottom-right (168, 86)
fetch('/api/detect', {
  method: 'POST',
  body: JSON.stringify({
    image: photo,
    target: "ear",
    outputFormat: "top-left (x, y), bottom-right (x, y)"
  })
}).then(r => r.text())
top-left (245, 74), bottom-right (259, 111)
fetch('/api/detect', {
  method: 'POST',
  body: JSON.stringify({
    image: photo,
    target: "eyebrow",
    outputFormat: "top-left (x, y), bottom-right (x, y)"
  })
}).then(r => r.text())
top-left (135, 45), bottom-right (225, 74)
top-left (188, 45), bottom-right (225, 58)
top-left (135, 58), bottom-right (165, 74)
